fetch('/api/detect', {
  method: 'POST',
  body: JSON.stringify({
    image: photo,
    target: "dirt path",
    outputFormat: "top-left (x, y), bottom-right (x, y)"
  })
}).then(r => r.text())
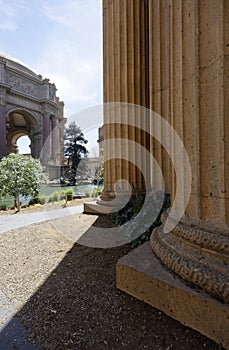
top-left (0, 213), bottom-right (223, 350)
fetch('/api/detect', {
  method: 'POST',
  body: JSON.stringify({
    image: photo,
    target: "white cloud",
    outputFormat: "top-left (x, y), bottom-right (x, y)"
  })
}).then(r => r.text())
top-left (43, 0), bottom-right (101, 31)
top-left (35, 0), bottom-right (102, 116)
top-left (35, 37), bottom-right (101, 115)
top-left (0, 0), bottom-right (26, 31)
top-left (43, 3), bottom-right (73, 28)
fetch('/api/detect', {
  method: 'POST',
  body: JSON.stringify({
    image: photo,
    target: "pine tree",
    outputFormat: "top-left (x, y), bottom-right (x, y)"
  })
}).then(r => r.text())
top-left (64, 122), bottom-right (88, 185)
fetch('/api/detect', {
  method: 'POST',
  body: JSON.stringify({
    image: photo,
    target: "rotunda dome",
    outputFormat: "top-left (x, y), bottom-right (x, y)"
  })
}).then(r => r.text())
top-left (0, 52), bottom-right (38, 78)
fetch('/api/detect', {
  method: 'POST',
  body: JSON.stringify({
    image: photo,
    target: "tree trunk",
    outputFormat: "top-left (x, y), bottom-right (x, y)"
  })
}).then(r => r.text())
top-left (14, 194), bottom-right (21, 212)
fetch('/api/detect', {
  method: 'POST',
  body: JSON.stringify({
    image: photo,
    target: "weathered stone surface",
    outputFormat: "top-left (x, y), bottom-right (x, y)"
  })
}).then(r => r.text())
top-left (102, 0), bottom-right (229, 346)
top-left (117, 242), bottom-right (229, 349)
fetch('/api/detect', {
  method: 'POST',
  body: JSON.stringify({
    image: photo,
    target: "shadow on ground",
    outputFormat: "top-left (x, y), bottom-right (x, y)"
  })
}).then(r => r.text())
top-left (0, 216), bottom-right (223, 350)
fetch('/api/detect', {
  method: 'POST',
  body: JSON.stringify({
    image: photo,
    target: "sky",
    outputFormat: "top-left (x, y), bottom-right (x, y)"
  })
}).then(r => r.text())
top-left (0, 0), bottom-right (103, 155)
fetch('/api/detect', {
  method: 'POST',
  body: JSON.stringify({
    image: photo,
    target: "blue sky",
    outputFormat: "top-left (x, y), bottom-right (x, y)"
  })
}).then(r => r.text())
top-left (0, 0), bottom-right (103, 153)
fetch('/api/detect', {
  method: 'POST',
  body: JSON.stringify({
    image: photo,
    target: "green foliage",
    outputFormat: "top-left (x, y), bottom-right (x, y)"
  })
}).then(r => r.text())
top-left (75, 158), bottom-right (91, 184)
top-left (94, 148), bottom-right (104, 185)
top-left (29, 196), bottom-right (48, 206)
top-left (59, 188), bottom-right (74, 200)
top-left (29, 197), bottom-right (40, 205)
top-left (59, 190), bottom-right (66, 200)
top-left (48, 191), bottom-right (60, 202)
top-left (84, 188), bottom-right (91, 198)
top-left (112, 187), bottom-right (144, 226)
top-left (64, 122), bottom-right (88, 185)
top-left (39, 196), bottom-right (47, 205)
top-left (0, 194), bottom-right (14, 209)
top-left (62, 188), bottom-right (74, 201)
top-left (0, 204), bottom-right (7, 211)
top-left (0, 154), bottom-right (47, 211)
top-left (94, 186), bottom-right (103, 197)
top-left (64, 188), bottom-right (74, 195)
top-left (112, 187), bottom-right (170, 249)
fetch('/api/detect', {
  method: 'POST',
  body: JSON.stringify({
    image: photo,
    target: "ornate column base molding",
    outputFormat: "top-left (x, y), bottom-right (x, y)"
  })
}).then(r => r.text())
top-left (150, 211), bottom-right (229, 303)
top-left (116, 242), bottom-right (229, 349)
top-left (83, 190), bottom-right (130, 215)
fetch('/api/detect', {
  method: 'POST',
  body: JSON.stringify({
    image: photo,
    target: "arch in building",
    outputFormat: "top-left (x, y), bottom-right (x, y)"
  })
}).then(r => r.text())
top-left (6, 108), bottom-right (39, 156)
top-left (0, 52), bottom-right (66, 163)
top-left (16, 135), bottom-right (31, 155)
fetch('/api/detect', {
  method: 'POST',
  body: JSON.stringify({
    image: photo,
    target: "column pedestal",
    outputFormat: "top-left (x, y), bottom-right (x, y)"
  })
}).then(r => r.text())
top-left (151, 211), bottom-right (228, 304)
top-left (117, 242), bottom-right (229, 349)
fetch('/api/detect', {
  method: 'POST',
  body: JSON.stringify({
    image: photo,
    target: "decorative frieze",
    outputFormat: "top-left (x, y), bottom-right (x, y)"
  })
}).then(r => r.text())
top-left (7, 73), bottom-right (39, 98)
top-left (0, 52), bottom-right (65, 161)
top-left (49, 84), bottom-right (56, 101)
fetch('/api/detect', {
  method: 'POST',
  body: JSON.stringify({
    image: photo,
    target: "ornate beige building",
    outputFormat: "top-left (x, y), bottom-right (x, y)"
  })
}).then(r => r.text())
top-left (0, 53), bottom-right (65, 162)
top-left (101, 1), bottom-right (228, 348)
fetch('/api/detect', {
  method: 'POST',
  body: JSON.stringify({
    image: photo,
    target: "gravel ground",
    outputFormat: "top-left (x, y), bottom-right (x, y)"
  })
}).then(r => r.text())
top-left (0, 211), bottom-right (225, 350)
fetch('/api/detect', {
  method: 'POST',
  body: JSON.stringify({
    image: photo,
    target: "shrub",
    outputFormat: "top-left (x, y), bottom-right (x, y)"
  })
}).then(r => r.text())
top-left (112, 187), bottom-right (170, 249)
top-left (112, 187), bottom-right (144, 226)
top-left (48, 191), bottom-right (60, 203)
top-left (29, 197), bottom-right (40, 205)
top-left (53, 191), bottom-right (60, 202)
top-left (94, 186), bottom-right (103, 197)
top-left (0, 204), bottom-right (7, 211)
top-left (59, 190), bottom-right (66, 200)
top-left (61, 188), bottom-right (74, 201)
top-left (39, 196), bottom-right (47, 205)
top-left (84, 188), bottom-right (91, 198)
top-left (65, 189), bottom-right (74, 195)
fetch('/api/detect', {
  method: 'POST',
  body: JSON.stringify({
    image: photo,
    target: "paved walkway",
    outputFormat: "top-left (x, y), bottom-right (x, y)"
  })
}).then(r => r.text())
top-left (0, 205), bottom-right (84, 233)
top-left (0, 204), bottom-right (83, 349)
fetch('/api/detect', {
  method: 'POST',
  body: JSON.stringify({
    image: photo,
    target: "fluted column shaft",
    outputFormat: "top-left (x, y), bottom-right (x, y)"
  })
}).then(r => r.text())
top-left (42, 114), bottom-right (51, 160)
top-left (103, 0), bottom-right (149, 195)
top-left (149, 0), bottom-right (171, 193)
top-left (0, 100), bottom-right (6, 158)
top-left (151, 0), bottom-right (229, 303)
top-left (51, 117), bottom-right (59, 162)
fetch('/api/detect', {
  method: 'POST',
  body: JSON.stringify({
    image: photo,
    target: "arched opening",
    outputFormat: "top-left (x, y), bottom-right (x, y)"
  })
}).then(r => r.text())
top-left (17, 135), bottom-right (31, 155)
top-left (6, 109), bottom-right (40, 158)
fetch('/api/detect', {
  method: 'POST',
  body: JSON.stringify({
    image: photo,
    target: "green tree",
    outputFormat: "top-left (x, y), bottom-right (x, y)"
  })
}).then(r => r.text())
top-left (64, 122), bottom-right (88, 185)
top-left (0, 154), bottom-right (47, 212)
top-left (94, 148), bottom-right (104, 185)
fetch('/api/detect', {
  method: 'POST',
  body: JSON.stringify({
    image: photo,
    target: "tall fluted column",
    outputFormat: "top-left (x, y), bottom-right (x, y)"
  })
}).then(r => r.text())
top-left (42, 114), bottom-right (51, 161)
top-left (115, 0), bottom-right (228, 346)
top-left (0, 61), bottom-right (7, 159)
top-left (150, 0), bottom-right (229, 304)
top-left (51, 117), bottom-right (59, 162)
top-left (149, 0), bottom-right (171, 193)
top-left (102, 0), bottom-right (149, 197)
top-left (0, 99), bottom-right (7, 159)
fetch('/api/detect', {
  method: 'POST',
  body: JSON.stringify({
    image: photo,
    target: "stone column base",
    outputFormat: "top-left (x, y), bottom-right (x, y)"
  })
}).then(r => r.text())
top-left (83, 201), bottom-right (114, 215)
top-left (116, 242), bottom-right (229, 349)
top-left (83, 188), bottom-right (114, 214)
top-left (150, 211), bottom-right (229, 303)
top-left (83, 189), bottom-right (136, 215)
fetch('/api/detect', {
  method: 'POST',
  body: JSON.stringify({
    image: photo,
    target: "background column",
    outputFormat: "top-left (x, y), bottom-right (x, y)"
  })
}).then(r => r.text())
top-left (42, 113), bottom-right (51, 162)
top-left (51, 117), bottom-right (59, 162)
top-left (0, 98), bottom-right (7, 159)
